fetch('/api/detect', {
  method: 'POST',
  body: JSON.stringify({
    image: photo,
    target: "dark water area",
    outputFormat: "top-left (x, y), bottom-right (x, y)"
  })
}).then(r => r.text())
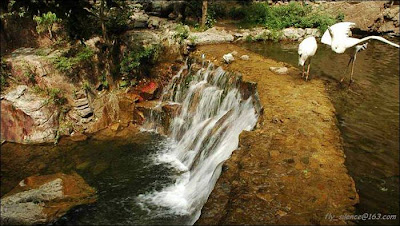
top-left (0, 132), bottom-right (191, 225)
top-left (240, 39), bottom-right (399, 225)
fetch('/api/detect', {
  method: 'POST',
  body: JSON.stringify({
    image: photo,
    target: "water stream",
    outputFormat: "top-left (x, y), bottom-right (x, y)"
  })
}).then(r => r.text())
top-left (240, 40), bottom-right (399, 225)
top-left (140, 62), bottom-right (258, 224)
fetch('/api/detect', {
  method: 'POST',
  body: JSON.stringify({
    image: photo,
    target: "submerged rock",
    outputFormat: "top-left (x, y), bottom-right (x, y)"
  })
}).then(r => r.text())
top-left (269, 66), bottom-right (288, 75)
top-left (0, 172), bottom-right (96, 225)
top-left (240, 55), bottom-right (250, 61)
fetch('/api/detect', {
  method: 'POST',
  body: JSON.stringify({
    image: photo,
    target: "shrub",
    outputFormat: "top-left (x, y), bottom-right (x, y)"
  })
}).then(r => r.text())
top-left (234, 2), bottom-right (338, 33)
top-left (33, 11), bottom-right (61, 39)
top-left (120, 44), bottom-right (161, 80)
top-left (47, 88), bottom-right (67, 106)
top-left (174, 24), bottom-right (190, 43)
top-left (51, 45), bottom-right (94, 75)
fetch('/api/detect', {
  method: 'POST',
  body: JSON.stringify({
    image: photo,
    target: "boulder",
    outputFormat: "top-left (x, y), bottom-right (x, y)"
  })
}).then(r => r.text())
top-left (0, 172), bottom-right (96, 225)
top-left (269, 66), bottom-right (288, 75)
top-left (1, 85), bottom-right (59, 144)
top-left (282, 28), bottom-right (306, 41)
top-left (139, 81), bottom-right (159, 100)
top-left (148, 16), bottom-right (161, 29)
top-left (189, 27), bottom-right (234, 45)
top-left (223, 53), bottom-right (235, 64)
top-left (240, 55), bottom-right (250, 61)
top-left (130, 12), bottom-right (150, 28)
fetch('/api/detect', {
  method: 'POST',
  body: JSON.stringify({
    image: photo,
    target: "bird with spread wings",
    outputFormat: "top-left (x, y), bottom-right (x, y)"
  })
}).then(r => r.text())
top-left (321, 22), bottom-right (400, 84)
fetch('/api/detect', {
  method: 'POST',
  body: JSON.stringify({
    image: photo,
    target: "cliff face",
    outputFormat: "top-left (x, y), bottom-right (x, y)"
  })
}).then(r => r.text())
top-left (316, 1), bottom-right (400, 35)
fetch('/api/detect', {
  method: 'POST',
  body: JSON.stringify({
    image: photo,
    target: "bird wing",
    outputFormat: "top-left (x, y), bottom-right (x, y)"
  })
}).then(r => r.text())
top-left (349, 36), bottom-right (400, 48)
top-left (321, 22), bottom-right (356, 46)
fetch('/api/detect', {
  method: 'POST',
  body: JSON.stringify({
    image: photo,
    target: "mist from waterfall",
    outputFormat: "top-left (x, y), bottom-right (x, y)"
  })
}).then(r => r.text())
top-left (138, 61), bottom-right (258, 224)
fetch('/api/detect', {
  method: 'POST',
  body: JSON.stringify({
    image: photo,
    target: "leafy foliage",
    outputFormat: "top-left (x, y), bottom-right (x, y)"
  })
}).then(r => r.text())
top-left (174, 24), bottom-right (190, 43)
top-left (120, 44), bottom-right (161, 80)
top-left (231, 2), bottom-right (339, 33)
top-left (48, 88), bottom-right (67, 106)
top-left (51, 46), bottom-right (94, 75)
top-left (33, 11), bottom-right (61, 38)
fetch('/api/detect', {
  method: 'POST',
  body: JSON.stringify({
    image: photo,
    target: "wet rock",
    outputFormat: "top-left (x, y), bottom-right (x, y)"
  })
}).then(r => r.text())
top-left (282, 28), bottom-right (306, 40)
top-left (70, 132), bottom-right (88, 142)
top-left (110, 122), bottom-right (122, 131)
top-left (304, 28), bottom-right (321, 38)
top-left (0, 172), bottom-right (96, 225)
top-left (1, 85), bottom-right (58, 144)
top-left (73, 90), bottom-right (93, 119)
top-left (139, 81), bottom-right (159, 100)
top-left (269, 150), bottom-right (280, 158)
top-left (269, 66), bottom-right (288, 75)
top-left (148, 16), bottom-right (161, 29)
top-left (223, 53), bottom-right (235, 64)
top-left (130, 11), bottom-right (149, 28)
top-left (240, 55), bottom-right (250, 61)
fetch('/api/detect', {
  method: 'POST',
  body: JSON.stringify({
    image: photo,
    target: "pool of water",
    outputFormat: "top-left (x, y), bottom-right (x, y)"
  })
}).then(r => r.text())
top-left (1, 132), bottom-right (193, 225)
top-left (240, 39), bottom-right (399, 225)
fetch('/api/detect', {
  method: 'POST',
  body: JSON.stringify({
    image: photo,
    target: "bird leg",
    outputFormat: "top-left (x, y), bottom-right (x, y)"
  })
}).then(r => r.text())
top-left (340, 56), bottom-right (354, 83)
top-left (302, 64), bottom-right (305, 78)
top-left (306, 59), bottom-right (311, 81)
top-left (349, 54), bottom-right (357, 84)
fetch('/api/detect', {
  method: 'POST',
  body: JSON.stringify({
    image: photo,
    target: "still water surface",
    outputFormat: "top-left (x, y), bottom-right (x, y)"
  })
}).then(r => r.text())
top-left (241, 40), bottom-right (399, 225)
top-left (1, 132), bottom-right (191, 225)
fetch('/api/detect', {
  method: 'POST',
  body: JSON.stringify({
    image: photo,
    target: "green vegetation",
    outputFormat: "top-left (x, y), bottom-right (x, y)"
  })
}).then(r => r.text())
top-left (82, 81), bottom-right (91, 93)
top-left (51, 46), bottom-right (94, 75)
top-left (174, 24), bottom-right (190, 43)
top-left (120, 44), bottom-right (161, 81)
top-left (48, 88), bottom-right (67, 106)
top-left (229, 2), bottom-right (339, 33)
top-left (33, 12), bottom-right (61, 39)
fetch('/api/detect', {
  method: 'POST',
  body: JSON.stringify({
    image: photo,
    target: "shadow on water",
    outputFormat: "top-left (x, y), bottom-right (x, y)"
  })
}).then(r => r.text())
top-left (1, 132), bottom-right (192, 225)
top-left (240, 40), bottom-right (399, 225)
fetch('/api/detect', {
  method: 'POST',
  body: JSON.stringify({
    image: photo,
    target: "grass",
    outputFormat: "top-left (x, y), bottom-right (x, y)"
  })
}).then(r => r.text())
top-left (229, 2), bottom-right (340, 33)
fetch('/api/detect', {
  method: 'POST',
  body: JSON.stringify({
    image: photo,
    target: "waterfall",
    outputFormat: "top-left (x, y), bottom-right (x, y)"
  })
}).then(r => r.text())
top-left (138, 61), bottom-right (259, 224)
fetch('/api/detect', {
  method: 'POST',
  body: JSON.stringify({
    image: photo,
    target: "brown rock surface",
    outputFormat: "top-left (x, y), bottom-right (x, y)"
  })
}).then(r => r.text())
top-left (195, 44), bottom-right (358, 225)
top-left (1, 85), bottom-right (59, 143)
top-left (0, 172), bottom-right (96, 225)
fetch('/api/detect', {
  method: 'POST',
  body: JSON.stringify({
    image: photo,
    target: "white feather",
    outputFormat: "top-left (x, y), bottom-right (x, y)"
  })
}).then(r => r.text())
top-left (298, 36), bottom-right (317, 66)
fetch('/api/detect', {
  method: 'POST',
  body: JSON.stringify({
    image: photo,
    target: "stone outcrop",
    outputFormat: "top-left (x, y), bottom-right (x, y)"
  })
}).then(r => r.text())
top-left (189, 27), bottom-right (235, 45)
top-left (316, 1), bottom-right (400, 36)
top-left (1, 85), bottom-right (59, 143)
top-left (0, 172), bottom-right (96, 225)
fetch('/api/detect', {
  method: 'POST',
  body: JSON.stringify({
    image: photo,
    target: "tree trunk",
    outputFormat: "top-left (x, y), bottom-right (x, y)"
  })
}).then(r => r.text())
top-left (201, 0), bottom-right (208, 29)
top-left (99, 0), bottom-right (108, 43)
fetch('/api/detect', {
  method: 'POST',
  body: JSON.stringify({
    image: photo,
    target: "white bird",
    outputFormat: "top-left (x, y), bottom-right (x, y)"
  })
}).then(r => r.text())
top-left (322, 22), bottom-right (400, 83)
top-left (298, 36), bottom-right (318, 81)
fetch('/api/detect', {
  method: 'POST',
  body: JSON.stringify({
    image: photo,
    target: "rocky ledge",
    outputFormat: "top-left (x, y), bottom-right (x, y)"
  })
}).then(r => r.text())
top-left (0, 172), bottom-right (96, 225)
top-left (194, 44), bottom-right (358, 225)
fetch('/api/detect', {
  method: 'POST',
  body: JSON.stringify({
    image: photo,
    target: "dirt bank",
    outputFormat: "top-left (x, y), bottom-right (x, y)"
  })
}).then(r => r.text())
top-left (195, 44), bottom-right (358, 225)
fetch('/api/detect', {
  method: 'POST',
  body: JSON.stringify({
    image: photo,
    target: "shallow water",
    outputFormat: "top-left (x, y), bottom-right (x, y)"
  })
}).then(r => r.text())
top-left (1, 132), bottom-right (193, 225)
top-left (240, 40), bottom-right (399, 225)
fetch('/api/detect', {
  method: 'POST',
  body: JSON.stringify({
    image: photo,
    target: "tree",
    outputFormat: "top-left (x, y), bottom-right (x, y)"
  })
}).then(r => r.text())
top-left (201, 0), bottom-right (208, 28)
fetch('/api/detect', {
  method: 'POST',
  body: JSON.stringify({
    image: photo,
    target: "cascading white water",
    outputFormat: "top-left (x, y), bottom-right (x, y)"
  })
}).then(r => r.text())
top-left (138, 61), bottom-right (258, 224)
